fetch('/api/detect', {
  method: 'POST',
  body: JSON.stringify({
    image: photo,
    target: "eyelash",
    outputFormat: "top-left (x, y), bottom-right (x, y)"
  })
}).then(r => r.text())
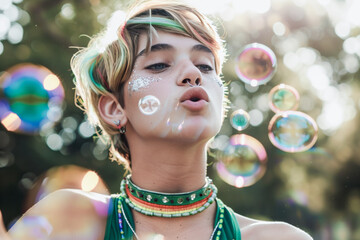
top-left (145, 63), bottom-right (170, 72)
top-left (196, 64), bottom-right (213, 73)
top-left (145, 63), bottom-right (213, 73)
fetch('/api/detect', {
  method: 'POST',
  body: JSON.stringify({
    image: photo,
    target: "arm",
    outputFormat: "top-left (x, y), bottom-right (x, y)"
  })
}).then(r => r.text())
top-left (2, 189), bottom-right (110, 240)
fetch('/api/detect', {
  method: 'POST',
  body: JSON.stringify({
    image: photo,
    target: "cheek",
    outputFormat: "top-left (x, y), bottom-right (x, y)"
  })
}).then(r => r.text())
top-left (210, 75), bottom-right (224, 88)
top-left (127, 76), bottom-right (162, 96)
top-left (212, 84), bottom-right (226, 119)
top-left (124, 78), bottom-right (174, 121)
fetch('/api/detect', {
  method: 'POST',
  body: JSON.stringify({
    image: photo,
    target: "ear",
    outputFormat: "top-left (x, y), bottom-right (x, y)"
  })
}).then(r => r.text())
top-left (98, 94), bottom-right (127, 128)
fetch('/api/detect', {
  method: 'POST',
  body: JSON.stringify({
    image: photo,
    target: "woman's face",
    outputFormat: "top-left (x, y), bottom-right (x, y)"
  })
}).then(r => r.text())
top-left (123, 31), bottom-right (224, 143)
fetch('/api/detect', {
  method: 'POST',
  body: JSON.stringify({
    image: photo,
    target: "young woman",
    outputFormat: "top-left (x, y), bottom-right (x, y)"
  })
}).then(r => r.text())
top-left (0, 1), bottom-right (313, 239)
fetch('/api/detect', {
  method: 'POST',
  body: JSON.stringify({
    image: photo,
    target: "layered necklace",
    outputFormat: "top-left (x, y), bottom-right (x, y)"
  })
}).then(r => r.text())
top-left (119, 175), bottom-right (225, 239)
top-left (120, 175), bottom-right (218, 217)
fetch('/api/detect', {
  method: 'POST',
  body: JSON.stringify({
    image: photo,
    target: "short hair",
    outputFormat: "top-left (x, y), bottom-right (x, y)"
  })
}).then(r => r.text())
top-left (71, 0), bottom-right (226, 170)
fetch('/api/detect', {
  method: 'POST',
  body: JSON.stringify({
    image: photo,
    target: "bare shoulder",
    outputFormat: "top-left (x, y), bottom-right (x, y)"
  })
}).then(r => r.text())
top-left (9, 189), bottom-right (111, 240)
top-left (235, 213), bottom-right (313, 240)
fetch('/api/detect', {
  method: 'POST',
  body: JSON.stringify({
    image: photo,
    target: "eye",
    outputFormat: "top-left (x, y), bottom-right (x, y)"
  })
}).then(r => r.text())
top-left (197, 64), bottom-right (213, 73)
top-left (145, 63), bottom-right (170, 72)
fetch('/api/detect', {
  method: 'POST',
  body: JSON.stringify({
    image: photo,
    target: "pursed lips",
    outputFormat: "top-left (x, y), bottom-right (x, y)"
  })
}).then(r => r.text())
top-left (180, 87), bottom-right (209, 103)
top-left (180, 87), bottom-right (209, 111)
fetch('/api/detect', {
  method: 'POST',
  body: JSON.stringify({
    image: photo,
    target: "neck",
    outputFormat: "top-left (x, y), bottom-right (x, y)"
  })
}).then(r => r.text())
top-left (129, 139), bottom-right (208, 193)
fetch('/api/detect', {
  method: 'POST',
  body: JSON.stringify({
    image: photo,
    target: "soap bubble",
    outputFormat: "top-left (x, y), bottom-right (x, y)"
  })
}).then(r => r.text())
top-left (216, 134), bottom-right (267, 188)
top-left (0, 64), bottom-right (64, 134)
top-left (235, 43), bottom-right (277, 86)
top-left (269, 84), bottom-right (299, 112)
top-left (13, 165), bottom-right (110, 239)
top-left (268, 111), bottom-right (318, 152)
top-left (230, 109), bottom-right (250, 131)
top-left (138, 95), bottom-right (160, 115)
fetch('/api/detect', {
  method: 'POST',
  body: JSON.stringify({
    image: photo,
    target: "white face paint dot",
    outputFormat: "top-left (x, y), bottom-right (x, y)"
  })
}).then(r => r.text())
top-left (138, 95), bottom-right (161, 115)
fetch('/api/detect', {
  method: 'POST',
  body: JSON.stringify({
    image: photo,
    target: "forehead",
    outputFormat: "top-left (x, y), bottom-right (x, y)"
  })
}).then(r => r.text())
top-left (137, 31), bottom-right (208, 55)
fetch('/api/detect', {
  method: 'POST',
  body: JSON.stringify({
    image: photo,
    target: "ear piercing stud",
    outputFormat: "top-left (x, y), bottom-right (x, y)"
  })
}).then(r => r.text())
top-left (113, 120), bottom-right (121, 129)
top-left (113, 120), bottom-right (126, 134)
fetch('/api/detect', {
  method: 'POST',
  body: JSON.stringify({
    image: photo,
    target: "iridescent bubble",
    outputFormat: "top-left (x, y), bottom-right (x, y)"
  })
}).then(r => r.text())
top-left (268, 111), bottom-right (318, 152)
top-left (216, 134), bottom-right (267, 188)
top-left (235, 43), bottom-right (277, 86)
top-left (12, 165), bottom-right (110, 239)
top-left (24, 165), bottom-right (109, 206)
top-left (269, 84), bottom-right (300, 112)
top-left (230, 109), bottom-right (250, 131)
top-left (138, 95), bottom-right (160, 115)
top-left (0, 64), bottom-right (64, 134)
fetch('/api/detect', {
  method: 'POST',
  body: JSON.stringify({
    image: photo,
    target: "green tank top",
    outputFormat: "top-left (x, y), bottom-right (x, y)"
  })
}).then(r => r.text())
top-left (104, 195), bottom-right (241, 240)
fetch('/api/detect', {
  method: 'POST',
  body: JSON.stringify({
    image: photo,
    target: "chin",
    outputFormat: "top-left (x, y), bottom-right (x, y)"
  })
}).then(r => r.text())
top-left (171, 118), bottom-right (221, 143)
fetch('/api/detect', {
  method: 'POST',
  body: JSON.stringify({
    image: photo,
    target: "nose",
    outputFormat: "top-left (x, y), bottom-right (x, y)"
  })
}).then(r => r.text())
top-left (176, 62), bottom-right (202, 87)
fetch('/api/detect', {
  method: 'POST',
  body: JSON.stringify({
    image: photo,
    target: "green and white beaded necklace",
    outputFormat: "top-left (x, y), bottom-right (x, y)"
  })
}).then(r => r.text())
top-left (118, 176), bottom-right (225, 239)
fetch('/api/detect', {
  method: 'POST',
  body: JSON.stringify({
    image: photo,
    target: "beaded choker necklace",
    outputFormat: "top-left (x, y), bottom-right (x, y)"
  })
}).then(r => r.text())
top-left (120, 175), bottom-right (218, 218)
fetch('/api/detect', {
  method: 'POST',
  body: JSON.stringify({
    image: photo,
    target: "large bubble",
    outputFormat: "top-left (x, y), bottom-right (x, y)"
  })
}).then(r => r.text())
top-left (10, 165), bottom-right (109, 239)
top-left (216, 134), bottom-right (267, 188)
top-left (269, 84), bottom-right (300, 112)
top-left (23, 165), bottom-right (109, 208)
top-left (0, 64), bottom-right (64, 134)
top-left (138, 95), bottom-right (160, 115)
top-left (268, 111), bottom-right (318, 152)
top-left (235, 43), bottom-right (277, 86)
top-left (230, 109), bottom-right (250, 131)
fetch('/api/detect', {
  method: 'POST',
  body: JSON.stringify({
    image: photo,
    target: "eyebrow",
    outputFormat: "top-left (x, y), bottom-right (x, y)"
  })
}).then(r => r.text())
top-left (136, 43), bottom-right (213, 59)
top-left (191, 44), bottom-right (212, 54)
top-left (136, 44), bottom-right (174, 58)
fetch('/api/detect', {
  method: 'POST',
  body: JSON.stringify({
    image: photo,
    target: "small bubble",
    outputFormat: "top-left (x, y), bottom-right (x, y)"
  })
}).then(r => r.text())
top-left (138, 95), bottom-right (160, 115)
top-left (269, 84), bottom-right (299, 112)
top-left (230, 109), bottom-right (250, 131)
top-left (235, 43), bottom-right (277, 86)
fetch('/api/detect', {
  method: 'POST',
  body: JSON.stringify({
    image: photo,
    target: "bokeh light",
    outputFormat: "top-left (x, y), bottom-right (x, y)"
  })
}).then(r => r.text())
top-left (0, 0), bottom-right (28, 54)
top-left (268, 111), bottom-right (318, 152)
top-left (81, 171), bottom-right (100, 192)
top-left (216, 134), bottom-right (267, 188)
top-left (235, 43), bottom-right (277, 86)
top-left (0, 64), bottom-right (65, 134)
top-left (268, 84), bottom-right (300, 112)
top-left (1, 112), bottom-right (21, 132)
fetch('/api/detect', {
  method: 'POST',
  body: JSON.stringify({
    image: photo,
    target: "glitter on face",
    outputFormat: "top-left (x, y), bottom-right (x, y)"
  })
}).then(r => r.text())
top-left (128, 76), bottom-right (160, 95)
top-left (215, 134), bottom-right (267, 188)
top-left (235, 43), bottom-right (277, 86)
top-left (268, 110), bottom-right (318, 152)
top-left (138, 95), bottom-right (161, 115)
